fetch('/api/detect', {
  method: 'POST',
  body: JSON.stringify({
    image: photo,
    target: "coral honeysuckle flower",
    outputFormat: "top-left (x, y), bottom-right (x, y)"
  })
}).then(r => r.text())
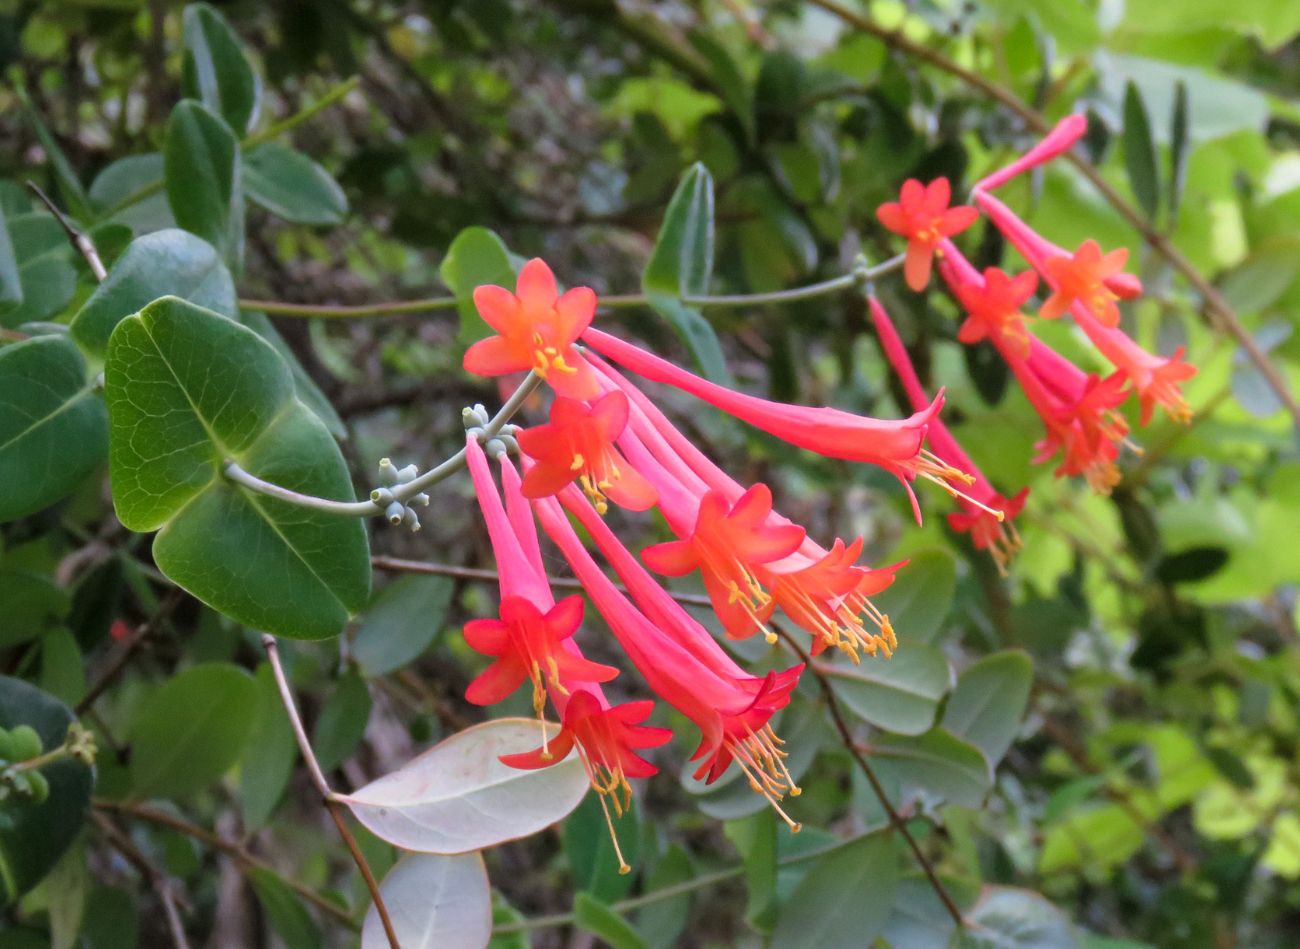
top-left (463, 257), bottom-right (601, 399)
top-left (973, 113), bottom-right (1088, 194)
top-left (1026, 360), bottom-right (1131, 493)
top-left (500, 688), bottom-right (671, 872)
top-left (517, 391), bottom-right (656, 514)
top-left (876, 178), bottom-right (980, 291)
top-left (582, 328), bottom-right (973, 523)
top-left (869, 294), bottom-right (1026, 572)
top-left (463, 595), bottom-right (618, 718)
top-left (1041, 240), bottom-right (1133, 327)
top-left (1071, 317), bottom-right (1197, 425)
top-left (954, 266), bottom-right (1038, 359)
top-left (532, 490), bottom-right (806, 830)
top-left (641, 485), bottom-right (805, 641)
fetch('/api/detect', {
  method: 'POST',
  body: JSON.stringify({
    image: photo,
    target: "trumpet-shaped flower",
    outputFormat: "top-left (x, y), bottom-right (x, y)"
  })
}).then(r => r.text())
top-left (876, 178), bottom-right (980, 291)
top-left (1041, 240), bottom-right (1134, 328)
top-left (463, 258), bottom-right (600, 399)
top-left (954, 266), bottom-right (1038, 359)
top-left (973, 114), bottom-right (1088, 194)
top-left (517, 391), bottom-right (657, 513)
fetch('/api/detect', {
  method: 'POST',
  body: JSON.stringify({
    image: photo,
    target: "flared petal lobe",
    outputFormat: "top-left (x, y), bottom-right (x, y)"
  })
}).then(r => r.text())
top-left (877, 178), bottom-right (979, 291)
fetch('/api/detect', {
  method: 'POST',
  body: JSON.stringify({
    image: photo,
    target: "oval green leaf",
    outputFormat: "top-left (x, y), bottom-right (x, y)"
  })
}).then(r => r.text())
top-left (182, 3), bottom-right (261, 134)
top-left (958, 886), bottom-right (1080, 949)
top-left (244, 144), bottom-right (348, 225)
top-left (873, 549), bottom-right (956, 647)
top-left (339, 718), bottom-right (589, 854)
top-left (1122, 80), bottom-right (1161, 220)
top-left (164, 100), bottom-right (244, 269)
top-left (768, 831), bottom-right (898, 949)
top-left (941, 651), bottom-right (1033, 767)
top-left (351, 575), bottom-right (453, 677)
top-left (823, 643), bottom-right (951, 736)
top-left (440, 226), bottom-right (517, 344)
top-left (871, 728), bottom-right (992, 808)
top-left (362, 853), bottom-right (491, 949)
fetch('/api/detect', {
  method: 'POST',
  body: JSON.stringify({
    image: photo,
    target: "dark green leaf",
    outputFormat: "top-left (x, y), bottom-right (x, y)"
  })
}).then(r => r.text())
top-left (351, 575), bottom-right (453, 677)
top-left (644, 295), bottom-right (730, 386)
top-left (81, 886), bottom-right (138, 949)
top-left (182, 3), bottom-right (262, 134)
top-left (104, 297), bottom-right (370, 639)
top-left (17, 87), bottom-right (93, 222)
top-left (312, 670), bottom-right (371, 772)
top-left (237, 310), bottom-right (348, 439)
top-left (39, 629), bottom-right (85, 708)
top-left (634, 844), bottom-right (693, 949)
top-left (873, 550), bottom-right (956, 647)
top-left (0, 206), bottom-right (21, 310)
top-left (941, 652), bottom-right (1033, 767)
top-left (0, 567), bottom-right (69, 650)
top-left (440, 227), bottom-right (517, 344)
top-left (724, 812), bottom-right (777, 932)
top-left (244, 144), bottom-right (348, 225)
top-left (573, 893), bottom-right (648, 949)
top-left (824, 643), bottom-right (950, 736)
top-left (1, 214), bottom-right (77, 327)
top-left (1122, 80), bottom-right (1160, 220)
top-left (871, 729), bottom-right (992, 808)
top-left (129, 663), bottom-right (257, 799)
top-left (882, 874), bottom-right (975, 948)
top-left (565, 792), bottom-right (640, 902)
top-left (0, 335), bottom-right (107, 523)
top-left (240, 663), bottom-right (298, 831)
top-left (1167, 81), bottom-right (1189, 224)
top-left (769, 831), bottom-right (897, 949)
top-left (0, 677), bottom-right (94, 904)
top-left (957, 886), bottom-right (1079, 948)
top-left (71, 229), bottom-right (236, 354)
top-left (248, 866), bottom-right (321, 949)
top-left (164, 100), bottom-right (245, 269)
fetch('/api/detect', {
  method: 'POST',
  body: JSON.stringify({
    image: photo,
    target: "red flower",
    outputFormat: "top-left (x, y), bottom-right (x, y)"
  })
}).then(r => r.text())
top-left (947, 489), bottom-right (1028, 573)
top-left (1041, 240), bottom-right (1135, 328)
top-left (463, 258), bottom-right (600, 399)
top-left (463, 595), bottom-right (618, 717)
top-left (517, 391), bottom-right (656, 514)
top-left (974, 114), bottom-right (1088, 194)
top-left (877, 178), bottom-right (979, 291)
top-left (954, 266), bottom-right (1038, 359)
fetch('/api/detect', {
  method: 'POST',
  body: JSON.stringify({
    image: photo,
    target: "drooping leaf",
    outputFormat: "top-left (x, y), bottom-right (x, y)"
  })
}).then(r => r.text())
top-left (872, 550), bottom-right (956, 647)
top-left (768, 831), bottom-right (898, 949)
top-left (823, 643), bottom-right (951, 736)
top-left (0, 677), bottom-right (94, 904)
top-left (70, 229), bottom-right (236, 354)
top-left (164, 100), bottom-right (245, 269)
top-left (244, 144), bottom-right (348, 225)
top-left (941, 651), bottom-right (1033, 767)
top-left (351, 575), bottom-right (453, 677)
top-left (0, 335), bottom-right (107, 523)
top-left (440, 227), bottom-right (517, 344)
top-left (574, 893), bottom-right (648, 949)
top-left (182, 3), bottom-right (262, 134)
top-left (247, 866), bottom-right (321, 949)
top-left (1122, 81), bottom-right (1161, 220)
top-left (104, 297), bottom-right (370, 639)
top-left (339, 718), bottom-right (589, 853)
top-left (128, 663), bottom-right (257, 799)
top-left (362, 853), bottom-right (492, 949)
top-left (957, 886), bottom-right (1080, 948)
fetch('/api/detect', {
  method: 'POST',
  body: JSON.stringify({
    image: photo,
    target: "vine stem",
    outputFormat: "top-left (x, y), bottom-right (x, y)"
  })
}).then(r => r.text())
top-left (223, 371), bottom-right (544, 516)
top-left (26, 180), bottom-right (106, 279)
top-left (806, 0), bottom-right (1300, 426)
top-left (777, 628), bottom-right (967, 929)
top-left (262, 635), bottom-right (400, 949)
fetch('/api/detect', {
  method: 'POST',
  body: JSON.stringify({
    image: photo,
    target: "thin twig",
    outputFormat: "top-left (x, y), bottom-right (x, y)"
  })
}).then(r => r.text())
top-left (777, 629), bottom-right (967, 928)
top-left (806, 0), bottom-right (1300, 425)
top-left (262, 635), bottom-right (400, 949)
top-left (26, 180), bottom-right (106, 280)
top-left (93, 811), bottom-right (193, 949)
top-left (76, 588), bottom-right (185, 715)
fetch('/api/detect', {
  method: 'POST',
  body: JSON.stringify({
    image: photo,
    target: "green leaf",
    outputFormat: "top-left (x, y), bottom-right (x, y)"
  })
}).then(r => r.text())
top-left (89, 153), bottom-right (174, 233)
top-left (440, 227), bottom-right (517, 344)
top-left (941, 651), bottom-right (1033, 767)
top-left (0, 566), bottom-right (69, 650)
top-left (17, 86), bottom-right (93, 222)
top-left (244, 144), bottom-right (348, 225)
top-left (164, 100), bottom-right (245, 269)
top-left (0, 677), bottom-right (94, 904)
top-left (1167, 81), bottom-right (1189, 224)
top-left (566, 790), bottom-right (641, 902)
top-left (634, 844), bottom-right (693, 949)
top-left (182, 3), bottom-right (261, 134)
top-left (312, 670), bottom-right (371, 772)
top-left (574, 893), bottom-right (648, 949)
top-left (1, 214), bottom-right (77, 327)
top-left (873, 550), bottom-right (956, 647)
top-left (0, 206), bottom-right (21, 311)
top-left (39, 629), bottom-right (85, 708)
top-left (23, 838), bottom-right (87, 949)
top-left (768, 831), bottom-right (897, 949)
top-left (882, 874), bottom-right (973, 948)
top-left (0, 335), bottom-right (107, 523)
top-left (823, 643), bottom-right (950, 736)
top-left (70, 229), bottom-right (236, 354)
top-left (871, 729), bottom-right (992, 808)
top-left (104, 297), bottom-right (370, 639)
top-left (642, 164), bottom-right (729, 383)
top-left (128, 663), bottom-right (257, 799)
top-left (363, 853), bottom-right (491, 949)
top-left (351, 575), bottom-right (453, 677)
top-left (236, 310), bottom-right (347, 439)
top-left (724, 812), bottom-right (777, 932)
top-left (1122, 81), bottom-right (1161, 220)
top-left (247, 866), bottom-right (321, 949)
top-left (957, 886), bottom-right (1079, 948)
top-left (81, 886), bottom-right (138, 949)
top-left (240, 664), bottom-right (297, 831)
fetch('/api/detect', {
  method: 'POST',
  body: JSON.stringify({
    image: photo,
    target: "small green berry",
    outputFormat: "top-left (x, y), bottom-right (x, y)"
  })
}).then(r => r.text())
top-left (9, 725), bottom-right (42, 762)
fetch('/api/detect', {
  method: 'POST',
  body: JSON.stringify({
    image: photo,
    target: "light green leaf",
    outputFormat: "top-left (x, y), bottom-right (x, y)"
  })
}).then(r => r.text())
top-left (128, 663), bottom-right (257, 799)
top-left (105, 297), bottom-right (370, 639)
top-left (339, 718), bottom-right (589, 854)
top-left (351, 575), bottom-right (453, 677)
top-left (164, 100), bottom-right (245, 269)
top-left (71, 229), bottom-right (236, 354)
top-left (769, 831), bottom-right (897, 949)
top-left (247, 866), bottom-right (321, 949)
top-left (957, 886), bottom-right (1079, 948)
top-left (873, 550), bottom-right (956, 646)
top-left (1122, 81), bottom-right (1161, 220)
top-left (574, 893), bottom-right (648, 949)
top-left (89, 153), bottom-right (174, 233)
top-left (941, 651), bottom-right (1033, 767)
top-left (240, 663), bottom-right (298, 831)
top-left (0, 335), bottom-right (107, 523)
top-left (440, 227), bottom-right (517, 344)
top-left (244, 144), bottom-right (348, 225)
top-left (823, 643), bottom-right (950, 736)
top-left (0, 676), bottom-right (94, 904)
top-left (871, 729), bottom-right (992, 808)
top-left (311, 670), bottom-right (371, 772)
top-left (362, 853), bottom-right (491, 949)
top-left (182, 3), bottom-right (261, 134)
